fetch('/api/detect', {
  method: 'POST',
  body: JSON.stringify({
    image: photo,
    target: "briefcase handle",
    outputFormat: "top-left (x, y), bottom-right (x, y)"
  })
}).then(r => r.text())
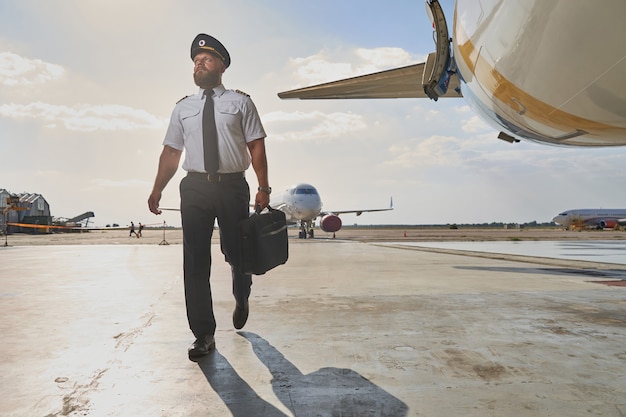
top-left (255, 204), bottom-right (276, 215)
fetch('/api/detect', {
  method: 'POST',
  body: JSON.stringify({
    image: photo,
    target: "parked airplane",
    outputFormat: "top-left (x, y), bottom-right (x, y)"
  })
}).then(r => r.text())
top-left (279, 0), bottom-right (626, 147)
top-left (159, 183), bottom-right (393, 238)
top-left (552, 209), bottom-right (626, 230)
top-left (271, 183), bottom-right (393, 238)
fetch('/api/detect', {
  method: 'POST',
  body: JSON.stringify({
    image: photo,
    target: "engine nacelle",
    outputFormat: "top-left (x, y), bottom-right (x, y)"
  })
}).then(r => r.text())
top-left (599, 219), bottom-right (618, 229)
top-left (320, 214), bottom-right (342, 233)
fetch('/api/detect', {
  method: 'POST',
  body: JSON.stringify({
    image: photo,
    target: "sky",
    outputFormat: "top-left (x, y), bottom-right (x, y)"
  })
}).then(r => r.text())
top-left (1, 0), bottom-right (625, 228)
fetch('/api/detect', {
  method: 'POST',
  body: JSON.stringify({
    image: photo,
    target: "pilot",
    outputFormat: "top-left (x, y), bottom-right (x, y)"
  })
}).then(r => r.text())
top-left (148, 33), bottom-right (271, 361)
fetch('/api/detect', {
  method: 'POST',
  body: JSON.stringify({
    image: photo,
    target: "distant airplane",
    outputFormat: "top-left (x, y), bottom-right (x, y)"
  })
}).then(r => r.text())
top-left (271, 183), bottom-right (393, 238)
top-left (279, 0), bottom-right (626, 147)
top-left (552, 209), bottom-right (626, 230)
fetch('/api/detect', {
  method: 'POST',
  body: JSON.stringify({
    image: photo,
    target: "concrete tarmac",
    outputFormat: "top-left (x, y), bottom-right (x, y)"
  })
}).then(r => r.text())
top-left (1, 239), bottom-right (625, 416)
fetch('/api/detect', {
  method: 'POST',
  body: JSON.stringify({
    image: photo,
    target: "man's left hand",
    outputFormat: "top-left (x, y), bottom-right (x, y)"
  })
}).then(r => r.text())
top-left (254, 191), bottom-right (270, 212)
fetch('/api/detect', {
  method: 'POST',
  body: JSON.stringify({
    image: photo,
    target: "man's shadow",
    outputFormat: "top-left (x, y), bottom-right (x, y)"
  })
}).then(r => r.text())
top-left (198, 332), bottom-right (408, 417)
top-left (197, 349), bottom-right (286, 416)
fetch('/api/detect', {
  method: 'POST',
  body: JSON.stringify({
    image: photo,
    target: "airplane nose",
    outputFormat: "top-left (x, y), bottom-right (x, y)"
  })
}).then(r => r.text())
top-left (297, 208), bottom-right (318, 219)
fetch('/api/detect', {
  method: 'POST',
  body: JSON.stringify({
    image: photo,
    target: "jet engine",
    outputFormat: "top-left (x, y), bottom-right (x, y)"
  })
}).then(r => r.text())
top-left (320, 214), bottom-right (342, 233)
top-left (598, 219), bottom-right (618, 229)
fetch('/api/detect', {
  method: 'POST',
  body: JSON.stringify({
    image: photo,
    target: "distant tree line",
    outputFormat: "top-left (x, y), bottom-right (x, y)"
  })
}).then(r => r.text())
top-left (343, 221), bottom-right (557, 230)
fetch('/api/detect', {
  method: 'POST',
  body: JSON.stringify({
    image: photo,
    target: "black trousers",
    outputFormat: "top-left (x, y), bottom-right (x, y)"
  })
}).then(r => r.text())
top-left (179, 174), bottom-right (252, 338)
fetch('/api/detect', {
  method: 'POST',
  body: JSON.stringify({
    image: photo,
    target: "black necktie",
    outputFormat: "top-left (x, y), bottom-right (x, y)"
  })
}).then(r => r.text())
top-left (203, 89), bottom-right (219, 174)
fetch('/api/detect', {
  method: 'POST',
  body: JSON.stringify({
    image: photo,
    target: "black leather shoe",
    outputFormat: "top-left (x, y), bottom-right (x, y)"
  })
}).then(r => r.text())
top-left (233, 302), bottom-right (249, 330)
top-left (188, 335), bottom-right (215, 360)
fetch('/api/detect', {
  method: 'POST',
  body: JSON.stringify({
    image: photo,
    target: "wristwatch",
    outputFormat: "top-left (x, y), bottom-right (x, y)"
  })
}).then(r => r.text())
top-left (258, 186), bottom-right (272, 194)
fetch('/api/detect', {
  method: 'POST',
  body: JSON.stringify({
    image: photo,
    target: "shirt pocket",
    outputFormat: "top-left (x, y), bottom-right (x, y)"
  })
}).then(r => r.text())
top-left (180, 108), bottom-right (201, 135)
top-left (216, 103), bottom-right (240, 124)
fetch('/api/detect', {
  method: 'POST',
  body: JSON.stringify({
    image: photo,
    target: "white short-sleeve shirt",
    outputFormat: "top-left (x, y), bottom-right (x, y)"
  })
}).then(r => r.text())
top-left (163, 84), bottom-right (266, 173)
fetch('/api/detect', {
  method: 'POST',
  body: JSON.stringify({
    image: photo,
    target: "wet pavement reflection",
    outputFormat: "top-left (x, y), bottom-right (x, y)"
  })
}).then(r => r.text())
top-left (397, 240), bottom-right (626, 265)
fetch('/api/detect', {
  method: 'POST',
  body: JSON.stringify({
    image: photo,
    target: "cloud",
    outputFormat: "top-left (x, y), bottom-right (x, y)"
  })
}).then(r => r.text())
top-left (462, 115), bottom-right (492, 133)
top-left (385, 135), bottom-right (463, 168)
top-left (0, 102), bottom-right (167, 131)
top-left (263, 110), bottom-right (367, 141)
top-left (287, 47), bottom-right (422, 86)
top-left (0, 52), bottom-right (165, 131)
top-left (268, 46), bottom-right (425, 143)
top-left (0, 52), bottom-right (65, 86)
top-left (355, 47), bottom-right (417, 69)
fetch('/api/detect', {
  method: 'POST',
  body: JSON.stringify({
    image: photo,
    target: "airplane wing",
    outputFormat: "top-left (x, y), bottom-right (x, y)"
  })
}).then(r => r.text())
top-left (322, 198), bottom-right (394, 217)
top-left (278, 63), bottom-right (462, 100)
top-left (6, 222), bottom-right (77, 230)
top-left (323, 208), bottom-right (393, 217)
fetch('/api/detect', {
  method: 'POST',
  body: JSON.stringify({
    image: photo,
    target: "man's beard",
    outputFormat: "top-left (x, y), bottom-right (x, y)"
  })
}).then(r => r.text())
top-left (193, 69), bottom-right (220, 89)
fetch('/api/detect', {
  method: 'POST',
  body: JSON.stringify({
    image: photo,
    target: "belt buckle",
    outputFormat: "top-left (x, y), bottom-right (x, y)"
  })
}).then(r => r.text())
top-left (206, 173), bottom-right (220, 182)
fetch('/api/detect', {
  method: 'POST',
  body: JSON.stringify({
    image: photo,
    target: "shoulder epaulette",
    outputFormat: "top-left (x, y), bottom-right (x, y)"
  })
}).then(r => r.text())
top-left (235, 89), bottom-right (250, 97)
top-left (176, 95), bottom-right (190, 104)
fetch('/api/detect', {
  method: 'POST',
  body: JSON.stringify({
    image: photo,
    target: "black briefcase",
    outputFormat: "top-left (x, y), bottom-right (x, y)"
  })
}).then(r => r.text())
top-left (239, 206), bottom-right (288, 275)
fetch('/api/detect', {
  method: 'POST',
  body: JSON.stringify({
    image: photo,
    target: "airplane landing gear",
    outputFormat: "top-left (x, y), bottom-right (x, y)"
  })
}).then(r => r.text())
top-left (298, 221), bottom-right (314, 239)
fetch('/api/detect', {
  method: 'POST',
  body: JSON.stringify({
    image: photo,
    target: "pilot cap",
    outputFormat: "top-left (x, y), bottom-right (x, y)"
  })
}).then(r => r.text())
top-left (190, 33), bottom-right (230, 68)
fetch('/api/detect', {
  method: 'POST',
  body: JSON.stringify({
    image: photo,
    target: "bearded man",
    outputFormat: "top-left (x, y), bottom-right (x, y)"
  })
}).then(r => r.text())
top-left (148, 34), bottom-right (271, 361)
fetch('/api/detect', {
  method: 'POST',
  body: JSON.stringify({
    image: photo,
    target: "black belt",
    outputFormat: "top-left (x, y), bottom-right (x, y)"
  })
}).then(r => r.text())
top-left (187, 171), bottom-right (244, 182)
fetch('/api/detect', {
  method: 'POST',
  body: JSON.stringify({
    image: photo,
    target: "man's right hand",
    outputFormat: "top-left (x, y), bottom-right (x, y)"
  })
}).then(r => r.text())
top-left (148, 146), bottom-right (182, 215)
top-left (148, 191), bottom-right (162, 215)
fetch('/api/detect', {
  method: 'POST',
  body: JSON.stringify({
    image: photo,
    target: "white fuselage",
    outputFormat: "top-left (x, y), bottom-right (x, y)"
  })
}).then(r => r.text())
top-left (453, 0), bottom-right (626, 146)
top-left (270, 183), bottom-right (392, 238)
top-left (272, 183), bottom-right (322, 224)
top-left (552, 209), bottom-right (626, 229)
